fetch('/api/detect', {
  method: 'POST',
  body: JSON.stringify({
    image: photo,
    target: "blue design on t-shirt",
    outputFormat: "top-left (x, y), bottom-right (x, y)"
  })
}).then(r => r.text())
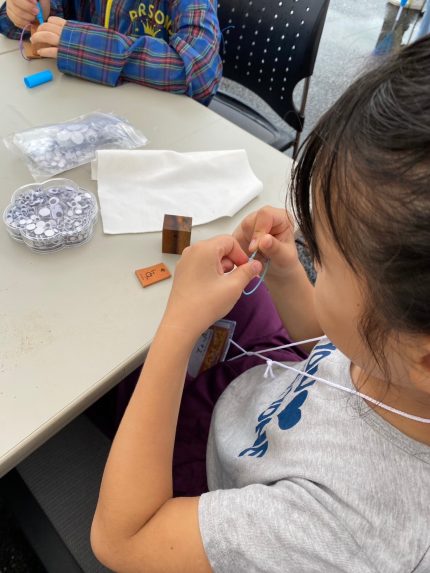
top-left (238, 341), bottom-right (336, 458)
top-left (277, 390), bottom-right (308, 430)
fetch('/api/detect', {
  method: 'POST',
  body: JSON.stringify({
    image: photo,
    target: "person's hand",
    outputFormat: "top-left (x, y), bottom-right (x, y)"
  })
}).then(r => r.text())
top-left (31, 16), bottom-right (66, 58)
top-left (162, 235), bottom-right (262, 339)
top-left (233, 205), bottom-right (301, 282)
top-left (6, 0), bottom-right (49, 29)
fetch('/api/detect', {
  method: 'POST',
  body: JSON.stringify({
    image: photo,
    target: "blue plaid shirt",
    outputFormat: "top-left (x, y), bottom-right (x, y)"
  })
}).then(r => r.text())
top-left (0, 0), bottom-right (222, 103)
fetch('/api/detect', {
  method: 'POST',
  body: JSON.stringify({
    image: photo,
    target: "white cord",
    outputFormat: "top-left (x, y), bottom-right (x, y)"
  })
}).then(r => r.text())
top-left (228, 335), bottom-right (325, 361)
top-left (229, 339), bottom-right (430, 424)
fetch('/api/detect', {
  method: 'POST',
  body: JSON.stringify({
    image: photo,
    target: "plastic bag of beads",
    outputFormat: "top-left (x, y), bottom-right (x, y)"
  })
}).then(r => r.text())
top-left (3, 112), bottom-right (148, 179)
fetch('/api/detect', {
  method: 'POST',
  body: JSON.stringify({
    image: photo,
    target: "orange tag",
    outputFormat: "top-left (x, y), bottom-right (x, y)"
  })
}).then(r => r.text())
top-left (135, 263), bottom-right (171, 288)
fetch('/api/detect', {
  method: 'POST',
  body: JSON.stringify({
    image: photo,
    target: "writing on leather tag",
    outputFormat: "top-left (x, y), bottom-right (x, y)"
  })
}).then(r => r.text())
top-left (135, 263), bottom-right (171, 288)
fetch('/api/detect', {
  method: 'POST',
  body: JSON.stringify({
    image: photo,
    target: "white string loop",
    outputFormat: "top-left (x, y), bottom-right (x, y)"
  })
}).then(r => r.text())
top-left (263, 359), bottom-right (275, 379)
top-left (228, 335), bottom-right (325, 362)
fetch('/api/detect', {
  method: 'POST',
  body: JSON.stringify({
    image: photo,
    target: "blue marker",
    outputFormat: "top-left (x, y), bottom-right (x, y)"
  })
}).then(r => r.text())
top-left (36, 1), bottom-right (44, 24)
top-left (24, 69), bottom-right (53, 88)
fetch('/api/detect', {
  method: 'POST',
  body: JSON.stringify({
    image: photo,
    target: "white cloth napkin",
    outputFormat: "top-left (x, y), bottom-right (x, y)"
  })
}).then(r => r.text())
top-left (92, 149), bottom-right (262, 234)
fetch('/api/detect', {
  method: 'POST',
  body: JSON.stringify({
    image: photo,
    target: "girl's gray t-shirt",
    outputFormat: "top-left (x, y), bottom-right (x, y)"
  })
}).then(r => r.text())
top-left (199, 339), bottom-right (430, 572)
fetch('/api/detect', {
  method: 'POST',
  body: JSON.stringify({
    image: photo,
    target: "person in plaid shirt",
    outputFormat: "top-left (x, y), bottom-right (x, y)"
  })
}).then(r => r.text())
top-left (0, 0), bottom-right (222, 103)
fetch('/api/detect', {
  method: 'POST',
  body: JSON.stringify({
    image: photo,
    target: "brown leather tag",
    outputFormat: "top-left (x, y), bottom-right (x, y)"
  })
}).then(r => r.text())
top-left (23, 22), bottom-right (50, 59)
top-left (135, 263), bottom-right (171, 288)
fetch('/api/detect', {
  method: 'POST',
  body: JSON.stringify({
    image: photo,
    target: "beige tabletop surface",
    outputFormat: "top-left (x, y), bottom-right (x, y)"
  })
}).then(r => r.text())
top-left (0, 34), bottom-right (19, 54)
top-left (0, 53), bottom-right (294, 477)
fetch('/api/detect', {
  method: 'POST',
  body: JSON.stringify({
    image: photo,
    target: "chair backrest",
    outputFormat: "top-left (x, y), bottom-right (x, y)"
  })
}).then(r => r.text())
top-left (217, 0), bottom-right (330, 131)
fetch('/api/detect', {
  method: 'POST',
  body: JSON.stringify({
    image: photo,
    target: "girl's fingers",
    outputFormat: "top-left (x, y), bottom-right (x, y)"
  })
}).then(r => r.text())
top-left (46, 16), bottom-right (67, 25)
top-left (220, 236), bottom-right (251, 268)
top-left (220, 257), bottom-right (235, 273)
top-left (32, 29), bottom-right (60, 45)
top-left (178, 235), bottom-right (249, 285)
top-left (257, 234), bottom-right (287, 259)
top-left (166, 235), bottom-right (260, 335)
top-left (32, 18), bottom-right (66, 52)
top-left (249, 207), bottom-right (293, 251)
top-left (7, 4), bottom-right (34, 27)
top-left (14, 0), bottom-right (39, 16)
top-left (230, 257), bottom-right (262, 291)
top-left (36, 46), bottom-right (58, 58)
top-left (201, 234), bottom-right (249, 269)
top-left (35, 20), bottom-right (63, 32)
top-left (6, 0), bottom-right (40, 26)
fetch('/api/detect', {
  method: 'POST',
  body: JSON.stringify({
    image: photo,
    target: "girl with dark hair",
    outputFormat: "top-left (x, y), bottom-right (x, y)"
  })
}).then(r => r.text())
top-left (91, 36), bottom-right (430, 572)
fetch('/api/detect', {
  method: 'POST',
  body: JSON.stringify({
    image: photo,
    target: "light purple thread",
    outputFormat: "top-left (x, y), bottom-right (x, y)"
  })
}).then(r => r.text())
top-left (243, 251), bottom-right (270, 296)
top-left (19, 24), bottom-right (31, 61)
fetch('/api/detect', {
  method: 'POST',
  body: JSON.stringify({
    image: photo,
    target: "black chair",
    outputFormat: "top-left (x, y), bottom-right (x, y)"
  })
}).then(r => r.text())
top-left (210, 0), bottom-right (330, 156)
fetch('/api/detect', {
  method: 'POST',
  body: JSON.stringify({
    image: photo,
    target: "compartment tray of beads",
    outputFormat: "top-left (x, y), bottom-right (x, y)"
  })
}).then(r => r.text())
top-left (3, 178), bottom-right (98, 252)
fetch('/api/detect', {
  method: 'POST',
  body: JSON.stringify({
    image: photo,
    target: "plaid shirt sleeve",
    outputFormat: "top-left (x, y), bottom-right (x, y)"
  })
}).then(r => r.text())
top-left (0, 0), bottom-right (66, 39)
top-left (57, 1), bottom-right (222, 104)
top-left (0, 3), bottom-right (24, 38)
top-left (0, 18), bottom-right (17, 39)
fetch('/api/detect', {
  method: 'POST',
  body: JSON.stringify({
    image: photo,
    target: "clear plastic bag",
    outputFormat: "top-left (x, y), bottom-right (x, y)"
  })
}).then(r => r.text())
top-left (3, 112), bottom-right (148, 179)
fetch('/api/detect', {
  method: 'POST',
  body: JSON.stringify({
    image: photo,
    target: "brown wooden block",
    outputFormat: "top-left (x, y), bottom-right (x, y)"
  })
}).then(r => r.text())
top-left (135, 262), bottom-right (171, 288)
top-left (162, 214), bottom-right (192, 255)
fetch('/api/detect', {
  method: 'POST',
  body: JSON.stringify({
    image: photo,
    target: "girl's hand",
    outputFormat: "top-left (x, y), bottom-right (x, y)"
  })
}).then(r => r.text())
top-left (31, 16), bottom-right (66, 58)
top-left (162, 235), bottom-right (262, 339)
top-left (6, 0), bottom-right (35, 28)
top-left (233, 205), bottom-right (301, 282)
top-left (6, 0), bottom-right (48, 28)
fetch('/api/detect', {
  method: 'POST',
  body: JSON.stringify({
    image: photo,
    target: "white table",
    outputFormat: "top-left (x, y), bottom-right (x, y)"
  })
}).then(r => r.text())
top-left (0, 52), bottom-right (293, 477)
top-left (0, 33), bottom-right (19, 54)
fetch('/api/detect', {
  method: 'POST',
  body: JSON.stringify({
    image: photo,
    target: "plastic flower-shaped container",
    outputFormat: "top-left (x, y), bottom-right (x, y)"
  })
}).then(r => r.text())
top-left (3, 178), bottom-right (98, 252)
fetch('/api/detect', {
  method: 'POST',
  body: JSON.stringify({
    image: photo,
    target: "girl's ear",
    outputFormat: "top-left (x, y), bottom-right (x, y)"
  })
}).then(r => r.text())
top-left (410, 337), bottom-right (430, 393)
top-left (422, 353), bottom-right (430, 375)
